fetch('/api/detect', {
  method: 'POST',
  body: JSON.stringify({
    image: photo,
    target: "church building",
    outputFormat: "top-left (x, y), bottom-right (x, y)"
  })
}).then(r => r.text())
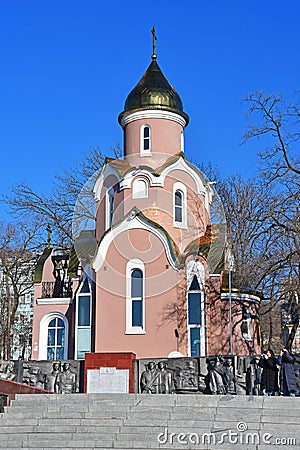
top-left (31, 34), bottom-right (261, 362)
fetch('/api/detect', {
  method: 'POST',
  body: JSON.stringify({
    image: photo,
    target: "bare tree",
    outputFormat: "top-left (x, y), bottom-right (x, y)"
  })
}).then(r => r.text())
top-left (218, 175), bottom-right (273, 288)
top-left (243, 92), bottom-right (300, 351)
top-left (0, 221), bottom-right (41, 359)
top-left (243, 92), bottom-right (300, 181)
top-left (3, 145), bottom-right (121, 247)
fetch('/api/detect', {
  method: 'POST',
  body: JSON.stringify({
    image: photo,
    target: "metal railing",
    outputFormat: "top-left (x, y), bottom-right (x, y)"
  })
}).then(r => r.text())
top-left (41, 281), bottom-right (72, 298)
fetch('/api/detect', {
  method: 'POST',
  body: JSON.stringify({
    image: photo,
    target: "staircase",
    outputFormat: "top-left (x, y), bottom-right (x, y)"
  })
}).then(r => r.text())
top-left (0, 393), bottom-right (299, 449)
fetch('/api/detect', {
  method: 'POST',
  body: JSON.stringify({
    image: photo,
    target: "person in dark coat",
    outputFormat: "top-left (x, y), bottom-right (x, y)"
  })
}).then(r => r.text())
top-left (277, 349), bottom-right (297, 397)
top-left (258, 349), bottom-right (279, 396)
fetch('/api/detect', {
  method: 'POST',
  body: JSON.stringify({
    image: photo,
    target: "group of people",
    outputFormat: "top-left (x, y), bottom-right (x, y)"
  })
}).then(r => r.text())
top-left (259, 348), bottom-right (298, 397)
top-left (45, 362), bottom-right (77, 393)
top-left (140, 361), bottom-right (173, 394)
top-left (21, 362), bottom-right (77, 393)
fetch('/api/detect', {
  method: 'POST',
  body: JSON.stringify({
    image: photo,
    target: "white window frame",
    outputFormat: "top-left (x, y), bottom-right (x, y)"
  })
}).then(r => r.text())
top-left (140, 124), bottom-right (152, 156)
top-left (186, 261), bottom-right (205, 357)
top-left (125, 259), bottom-right (146, 334)
top-left (105, 187), bottom-right (114, 230)
top-left (132, 178), bottom-right (148, 199)
top-left (187, 290), bottom-right (205, 357)
top-left (173, 182), bottom-right (187, 228)
top-left (180, 131), bottom-right (184, 152)
top-left (75, 278), bottom-right (92, 360)
top-left (39, 312), bottom-right (68, 360)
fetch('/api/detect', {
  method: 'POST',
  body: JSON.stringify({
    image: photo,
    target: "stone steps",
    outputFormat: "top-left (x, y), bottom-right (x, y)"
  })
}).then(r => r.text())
top-left (0, 393), bottom-right (299, 449)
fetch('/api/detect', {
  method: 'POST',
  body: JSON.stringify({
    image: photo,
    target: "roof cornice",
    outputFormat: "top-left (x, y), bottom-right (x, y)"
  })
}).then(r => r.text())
top-left (119, 109), bottom-right (187, 128)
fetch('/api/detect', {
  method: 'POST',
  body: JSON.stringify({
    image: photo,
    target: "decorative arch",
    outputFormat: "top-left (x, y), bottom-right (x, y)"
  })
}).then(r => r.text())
top-left (186, 259), bottom-right (205, 290)
top-left (93, 211), bottom-right (179, 272)
top-left (160, 157), bottom-right (207, 196)
top-left (93, 163), bottom-right (121, 201)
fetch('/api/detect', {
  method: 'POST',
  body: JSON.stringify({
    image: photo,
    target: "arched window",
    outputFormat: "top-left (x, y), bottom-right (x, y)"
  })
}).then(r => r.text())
top-left (131, 269), bottom-right (143, 327)
top-left (126, 259), bottom-right (145, 334)
top-left (175, 190), bottom-right (183, 222)
top-left (75, 278), bottom-right (92, 360)
top-left (39, 313), bottom-right (69, 360)
top-left (143, 126), bottom-right (150, 150)
top-left (187, 276), bottom-right (202, 357)
top-left (186, 260), bottom-right (205, 357)
top-left (47, 317), bottom-right (65, 360)
top-left (132, 178), bottom-right (148, 199)
top-left (173, 182), bottom-right (187, 228)
top-left (105, 187), bottom-right (114, 230)
top-left (140, 125), bottom-right (151, 155)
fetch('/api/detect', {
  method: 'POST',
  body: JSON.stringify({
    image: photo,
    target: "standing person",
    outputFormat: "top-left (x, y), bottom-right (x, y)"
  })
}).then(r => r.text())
top-left (278, 349), bottom-right (297, 397)
top-left (223, 358), bottom-right (235, 394)
top-left (258, 349), bottom-right (279, 396)
top-left (140, 361), bottom-right (159, 394)
top-left (56, 362), bottom-right (77, 394)
top-left (157, 361), bottom-right (173, 394)
top-left (44, 362), bottom-right (60, 392)
top-left (206, 356), bottom-right (226, 395)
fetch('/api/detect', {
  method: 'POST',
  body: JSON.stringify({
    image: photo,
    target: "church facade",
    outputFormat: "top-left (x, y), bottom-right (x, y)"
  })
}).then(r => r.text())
top-left (31, 42), bottom-right (261, 362)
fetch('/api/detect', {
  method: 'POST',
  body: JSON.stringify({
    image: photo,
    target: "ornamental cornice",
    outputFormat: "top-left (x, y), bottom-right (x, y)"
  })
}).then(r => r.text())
top-left (120, 109), bottom-right (187, 128)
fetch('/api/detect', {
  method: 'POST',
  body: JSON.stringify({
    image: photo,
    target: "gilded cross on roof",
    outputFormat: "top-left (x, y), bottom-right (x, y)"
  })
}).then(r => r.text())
top-left (151, 26), bottom-right (157, 60)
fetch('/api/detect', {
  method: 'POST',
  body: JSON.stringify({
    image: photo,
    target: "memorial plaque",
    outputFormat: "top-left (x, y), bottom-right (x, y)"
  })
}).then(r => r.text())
top-left (87, 369), bottom-right (101, 393)
top-left (87, 367), bottom-right (129, 393)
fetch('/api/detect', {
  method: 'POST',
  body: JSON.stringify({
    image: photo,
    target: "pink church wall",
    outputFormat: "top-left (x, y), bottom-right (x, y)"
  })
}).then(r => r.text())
top-left (31, 250), bottom-right (76, 360)
top-left (123, 118), bottom-right (184, 158)
top-left (31, 303), bottom-right (71, 360)
top-left (30, 48), bottom-right (263, 364)
top-left (207, 275), bottom-right (260, 356)
top-left (32, 254), bottom-right (56, 358)
top-left (97, 168), bottom-right (209, 254)
top-left (207, 275), bottom-right (225, 355)
top-left (94, 228), bottom-right (185, 359)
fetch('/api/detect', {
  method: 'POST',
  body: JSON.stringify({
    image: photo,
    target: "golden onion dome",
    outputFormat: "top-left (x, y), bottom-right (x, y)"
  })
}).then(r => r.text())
top-left (118, 57), bottom-right (189, 125)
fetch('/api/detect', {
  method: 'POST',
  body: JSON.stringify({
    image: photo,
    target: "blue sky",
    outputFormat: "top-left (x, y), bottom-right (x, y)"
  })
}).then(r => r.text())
top-left (1, 0), bottom-right (299, 219)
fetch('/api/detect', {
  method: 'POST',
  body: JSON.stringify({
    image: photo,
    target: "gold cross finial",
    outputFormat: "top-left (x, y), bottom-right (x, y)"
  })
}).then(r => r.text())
top-left (151, 26), bottom-right (157, 60)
